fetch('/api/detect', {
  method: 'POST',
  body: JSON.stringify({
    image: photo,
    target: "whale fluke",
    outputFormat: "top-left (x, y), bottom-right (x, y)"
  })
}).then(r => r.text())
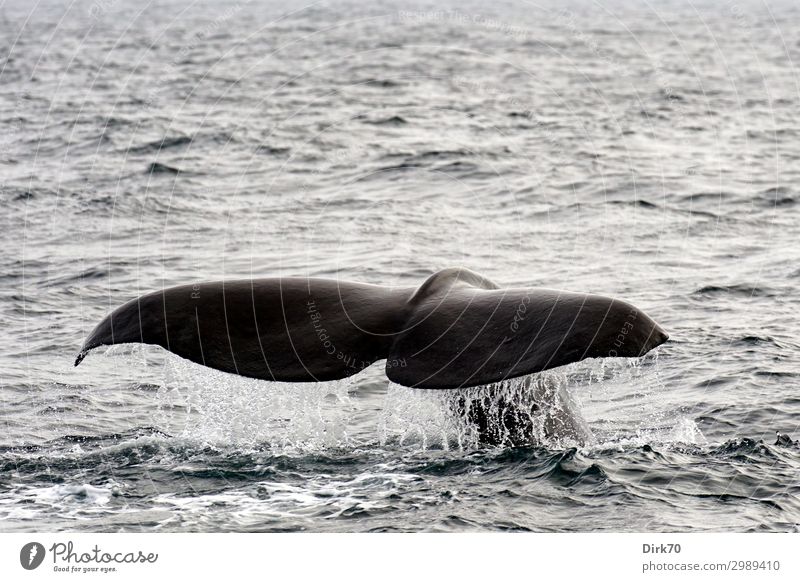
top-left (76, 268), bottom-right (668, 389)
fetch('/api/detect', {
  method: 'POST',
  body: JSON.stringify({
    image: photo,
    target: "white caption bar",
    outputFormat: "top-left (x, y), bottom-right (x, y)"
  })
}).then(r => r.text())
top-left (1, 533), bottom-right (797, 581)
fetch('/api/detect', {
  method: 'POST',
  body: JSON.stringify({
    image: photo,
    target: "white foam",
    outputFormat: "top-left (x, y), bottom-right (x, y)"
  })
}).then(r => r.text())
top-left (32, 483), bottom-right (114, 506)
top-left (153, 470), bottom-right (423, 526)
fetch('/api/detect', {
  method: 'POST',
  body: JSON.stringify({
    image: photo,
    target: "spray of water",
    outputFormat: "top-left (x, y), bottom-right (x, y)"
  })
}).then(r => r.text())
top-left (379, 369), bottom-right (592, 450)
top-left (577, 352), bottom-right (706, 448)
top-left (94, 345), bottom-right (698, 452)
top-left (155, 353), bottom-right (359, 451)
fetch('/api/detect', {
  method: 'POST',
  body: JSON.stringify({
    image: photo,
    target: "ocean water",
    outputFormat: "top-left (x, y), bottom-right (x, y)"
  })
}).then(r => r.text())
top-left (1, 0), bottom-right (799, 532)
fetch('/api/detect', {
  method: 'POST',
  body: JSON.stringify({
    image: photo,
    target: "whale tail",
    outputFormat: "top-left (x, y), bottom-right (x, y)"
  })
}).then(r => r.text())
top-left (76, 268), bottom-right (668, 389)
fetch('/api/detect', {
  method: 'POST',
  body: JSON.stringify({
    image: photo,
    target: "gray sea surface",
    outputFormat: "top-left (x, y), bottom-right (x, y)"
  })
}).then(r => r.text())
top-left (1, 0), bottom-right (799, 532)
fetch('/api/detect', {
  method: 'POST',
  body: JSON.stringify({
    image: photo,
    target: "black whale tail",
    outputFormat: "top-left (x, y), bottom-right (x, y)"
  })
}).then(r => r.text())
top-left (76, 289), bottom-right (171, 367)
top-left (76, 268), bottom-right (668, 389)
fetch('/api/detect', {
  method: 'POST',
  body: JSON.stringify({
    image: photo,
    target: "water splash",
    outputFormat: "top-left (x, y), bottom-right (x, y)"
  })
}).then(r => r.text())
top-left (378, 350), bottom-right (701, 451)
top-left (379, 369), bottom-right (592, 450)
top-left (155, 353), bottom-right (359, 451)
top-left (578, 353), bottom-right (707, 447)
top-left (91, 346), bottom-right (687, 452)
